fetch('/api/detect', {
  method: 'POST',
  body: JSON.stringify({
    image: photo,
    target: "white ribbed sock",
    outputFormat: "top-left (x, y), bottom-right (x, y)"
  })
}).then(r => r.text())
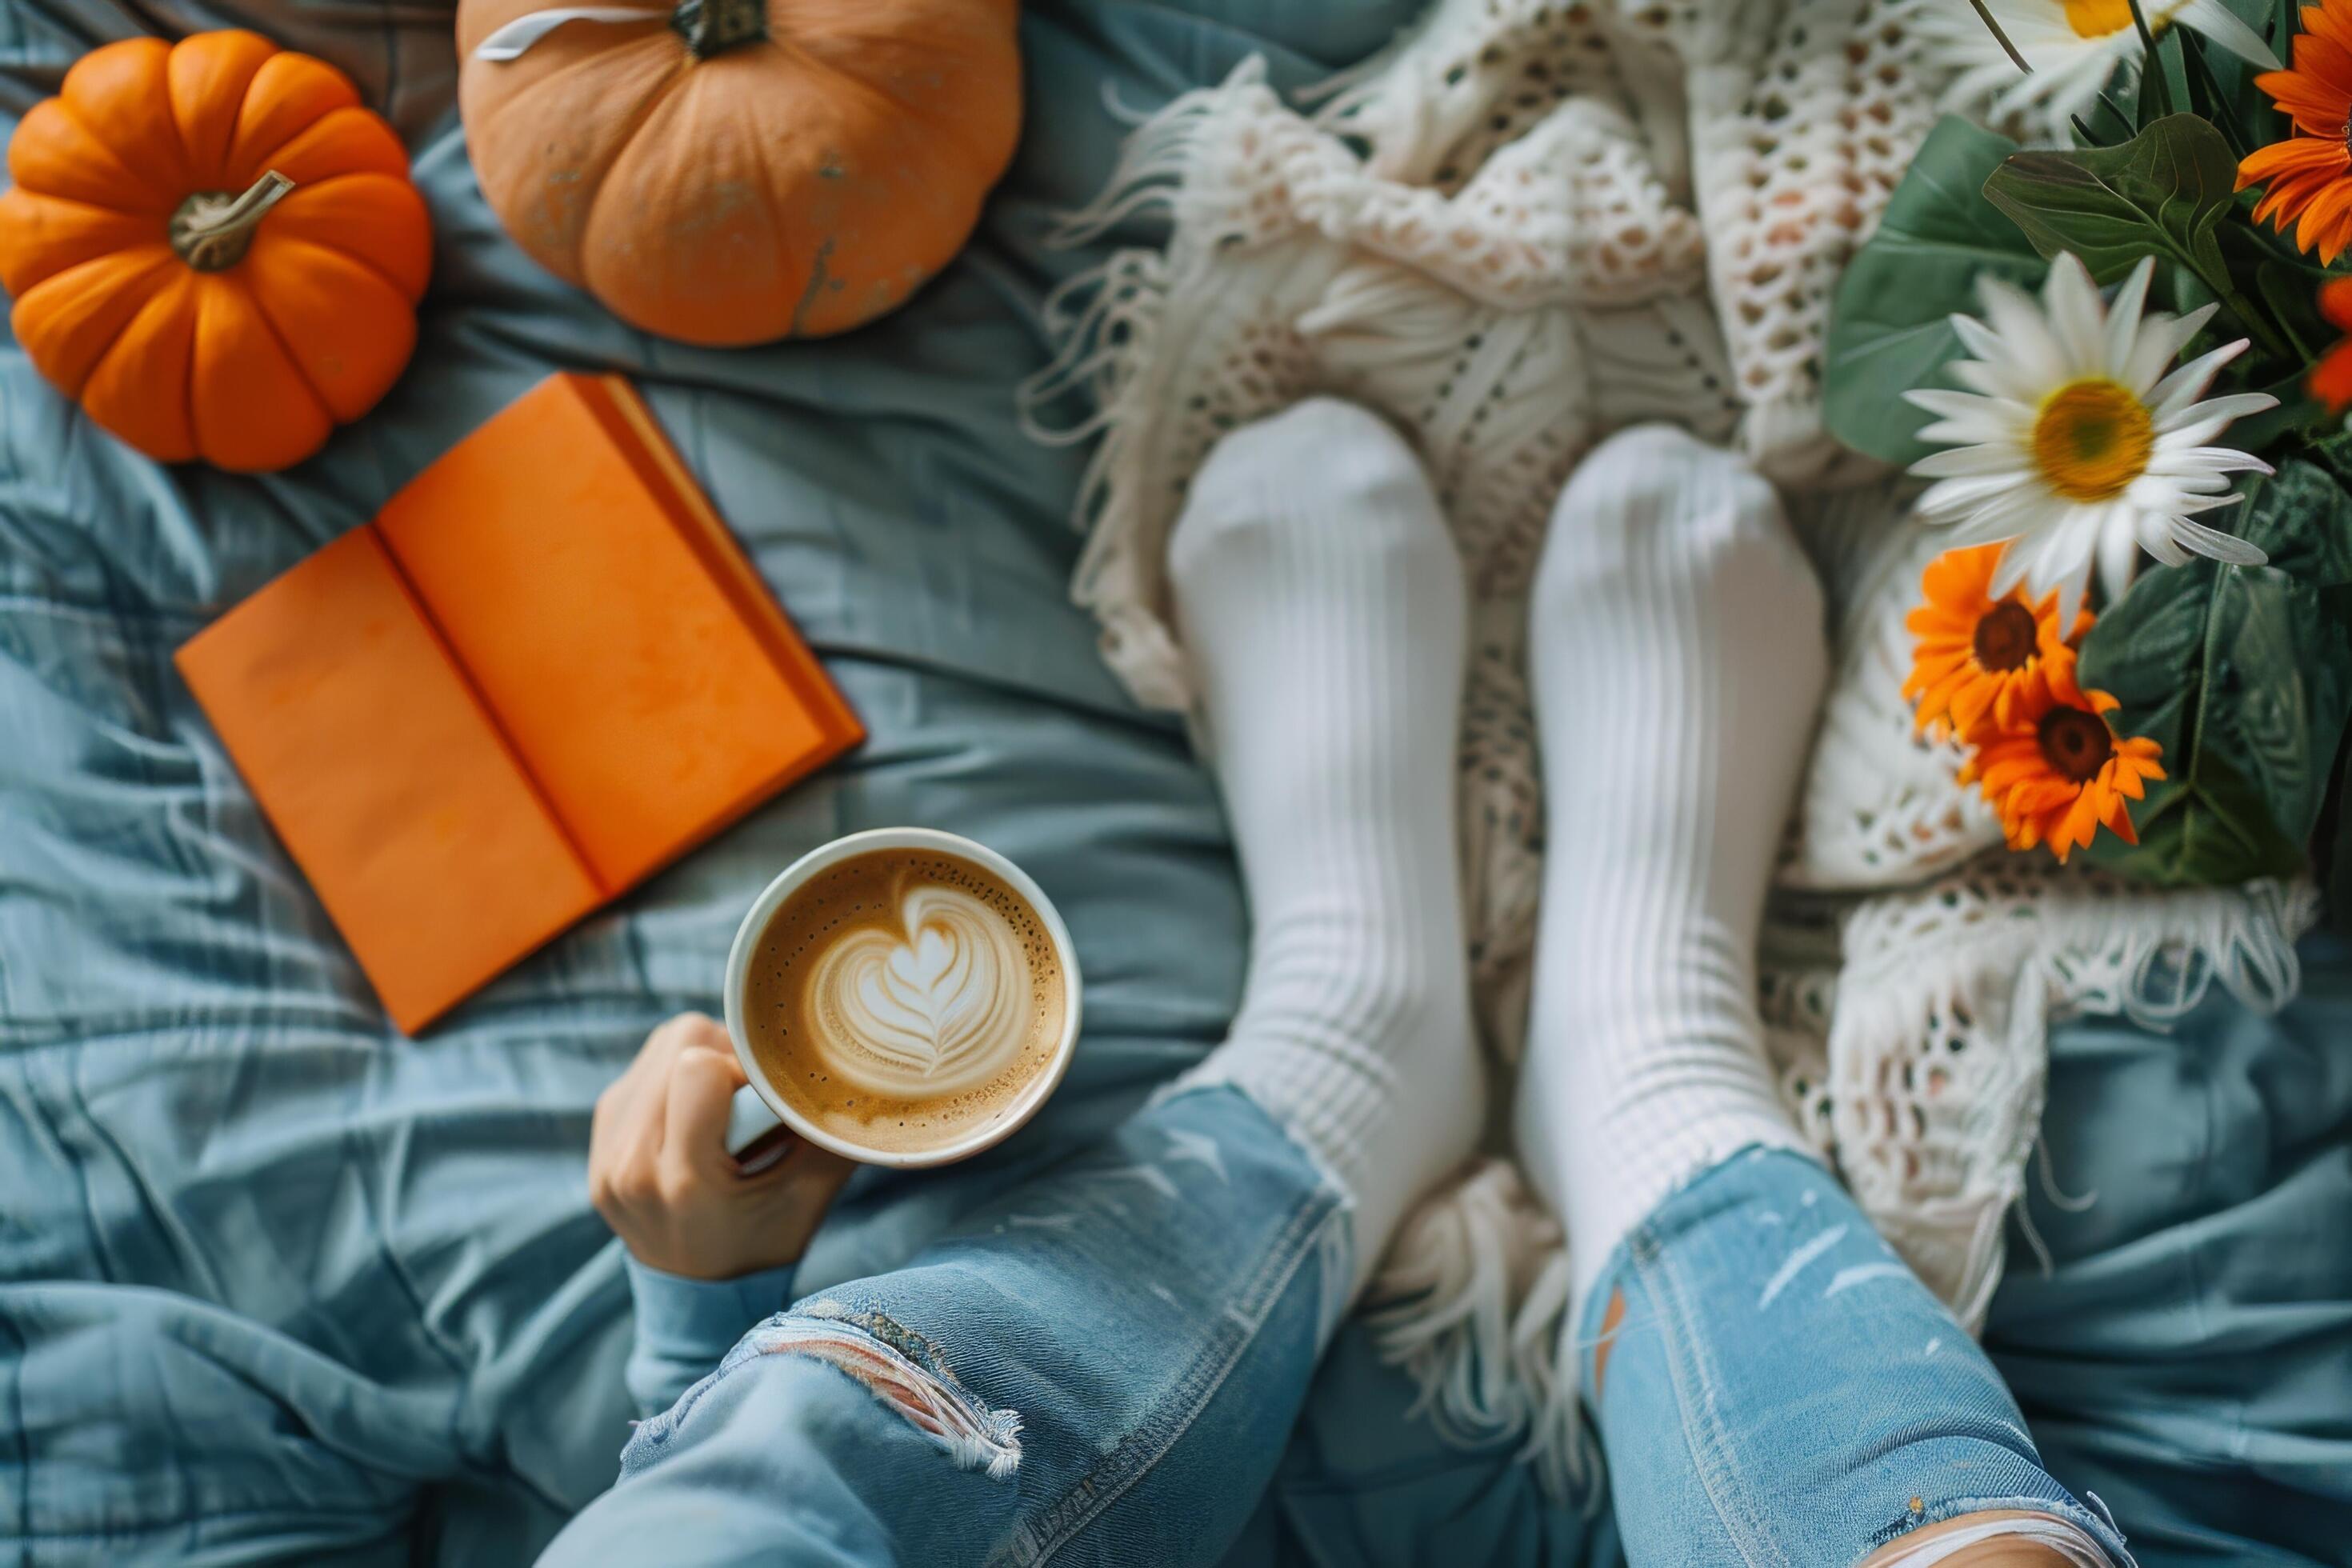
top-left (1170, 398), bottom-right (1484, 1297)
top-left (1514, 425), bottom-right (1830, 1314)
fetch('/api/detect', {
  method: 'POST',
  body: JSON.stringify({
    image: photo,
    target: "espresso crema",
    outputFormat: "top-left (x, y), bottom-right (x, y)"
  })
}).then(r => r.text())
top-left (744, 848), bottom-right (1066, 1155)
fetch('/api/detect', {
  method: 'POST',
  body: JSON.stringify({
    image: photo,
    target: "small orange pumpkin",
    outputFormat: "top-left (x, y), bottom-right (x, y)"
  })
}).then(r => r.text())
top-left (0, 31), bottom-right (430, 472)
top-left (455, 0), bottom-right (1021, 346)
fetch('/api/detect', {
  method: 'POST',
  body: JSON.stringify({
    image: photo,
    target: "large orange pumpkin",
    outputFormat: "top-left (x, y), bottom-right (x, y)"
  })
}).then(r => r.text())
top-left (0, 31), bottom-right (431, 472)
top-left (455, 0), bottom-right (1021, 346)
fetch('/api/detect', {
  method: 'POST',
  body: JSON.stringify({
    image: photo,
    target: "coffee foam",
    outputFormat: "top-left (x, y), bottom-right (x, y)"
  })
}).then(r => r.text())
top-left (745, 849), bottom-right (1066, 1156)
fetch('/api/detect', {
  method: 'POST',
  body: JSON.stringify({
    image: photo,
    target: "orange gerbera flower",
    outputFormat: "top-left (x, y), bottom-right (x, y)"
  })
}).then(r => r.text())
top-left (2238, 0), bottom-right (2352, 262)
top-left (1961, 660), bottom-right (2166, 862)
top-left (2313, 276), bottom-right (2352, 413)
top-left (1903, 544), bottom-right (2090, 739)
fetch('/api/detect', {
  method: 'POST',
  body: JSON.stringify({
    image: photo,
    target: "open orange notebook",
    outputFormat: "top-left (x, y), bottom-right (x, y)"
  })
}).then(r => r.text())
top-left (177, 374), bottom-right (863, 1034)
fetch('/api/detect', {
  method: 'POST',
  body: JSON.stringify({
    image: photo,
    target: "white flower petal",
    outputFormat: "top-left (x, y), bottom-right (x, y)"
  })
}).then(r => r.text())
top-left (2168, 512), bottom-right (2270, 566)
top-left (2046, 515), bottom-right (2109, 615)
top-left (2146, 339), bottom-right (2250, 420)
top-left (2182, 0), bottom-right (2284, 69)
top-left (1919, 474), bottom-right (2002, 516)
top-left (2120, 310), bottom-right (2210, 394)
top-left (2154, 386), bottom-right (2274, 430)
top-left (2011, 518), bottom-right (2097, 622)
top-left (1910, 442), bottom-right (2034, 478)
top-left (1906, 387), bottom-right (1998, 418)
top-left (1917, 413), bottom-right (2028, 446)
top-left (1950, 355), bottom-right (2045, 402)
top-left (1948, 358), bottom-right (2000, 396)
top-left (2138, 475), bottom-right (2234, 506)
top-left (2042, 254), bottom-right (2110, 376)
top-left (2146, 440), bottom-right (2270, 476)
top-left (1990, 539), bottom-right (2039, 598)
top-left (2150, 410), bottom-right (2268, 451)
top-left (1940, 489), bottom-right (2057, 544)
top-left (2097, 510), bottom-right (2144, 600)
top-left (2150, 488), bottom-right (2247, 517)
top-left (1913, 472), bottom-right (2034, 512)
top-left (2104, 257), bottom-right (2155, 370)
top-left (1980, 278), bottom-right (2071, 386)
top-left (1951, 314), bottom-right (2011, 365)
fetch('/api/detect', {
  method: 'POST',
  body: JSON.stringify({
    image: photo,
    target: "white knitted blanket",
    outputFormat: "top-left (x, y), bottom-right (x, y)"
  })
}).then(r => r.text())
top-left (1020, 0), bottom-right (2317, 1492)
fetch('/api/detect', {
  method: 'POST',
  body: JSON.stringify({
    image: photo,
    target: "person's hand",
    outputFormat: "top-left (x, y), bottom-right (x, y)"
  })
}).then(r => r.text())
top-left (589, 1013), bottom-right (855, 1280)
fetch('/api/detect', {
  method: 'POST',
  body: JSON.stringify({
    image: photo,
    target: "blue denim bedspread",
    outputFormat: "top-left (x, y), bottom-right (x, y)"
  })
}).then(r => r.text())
top-left (1, 1), bottom-right (2346, 1562)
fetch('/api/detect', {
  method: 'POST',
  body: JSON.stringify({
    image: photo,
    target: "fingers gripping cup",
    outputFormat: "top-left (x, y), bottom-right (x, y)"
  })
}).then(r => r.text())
top-left (722, 828), bottom-right (1082, 1169)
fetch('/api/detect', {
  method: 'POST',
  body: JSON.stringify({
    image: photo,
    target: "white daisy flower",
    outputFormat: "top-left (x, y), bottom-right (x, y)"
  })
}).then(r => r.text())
top-left (1922, 0), bottom-right (2282, 142)
top-left (1905, 253), bottom-right (2274, 621)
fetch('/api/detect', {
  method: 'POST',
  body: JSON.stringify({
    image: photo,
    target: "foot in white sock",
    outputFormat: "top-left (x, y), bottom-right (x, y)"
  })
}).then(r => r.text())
top-left (1168, 397), bottom-right (1484, 1299)
top-left (1514, 423), bottom-right (1830, 1314)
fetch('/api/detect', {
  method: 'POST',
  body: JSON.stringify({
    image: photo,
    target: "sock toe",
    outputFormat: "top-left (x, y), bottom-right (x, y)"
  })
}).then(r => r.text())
top-left (1173, 398), bottom-right (1443, 592)
top-left (1534, 422), bottom-right (1822, 634)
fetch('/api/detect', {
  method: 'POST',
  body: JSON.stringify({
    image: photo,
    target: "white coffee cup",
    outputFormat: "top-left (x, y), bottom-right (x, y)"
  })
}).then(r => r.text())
top-left (721, 826), bottom-right (1083, 1169)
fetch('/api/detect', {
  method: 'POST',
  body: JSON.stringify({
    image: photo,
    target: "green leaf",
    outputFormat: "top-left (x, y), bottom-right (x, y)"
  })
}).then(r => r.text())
top-left (2086, 748), bottom-right (2310, 882)
top-left (1822, 117), bottom-right (2041, 466)
top-left (2073, 94), bottom-right (2136, 150)
top-left (2247, 439), bottom-right (2352, 576)
top-left (2222, 378), bottom-right (2326, 456)
top-left (2254, 254), bottom-right (2330, 358)
top-left (2078, 453), bottom-right (2352, 884)
top-left (2202, 0), bottom-right (2295, 150)
top-left (1982, 114), bottom-right (2239, 288)
top-left (2142, 21), bottom-right (2195, 123)
top-left (2176, 6), bottom-right (2268, 158)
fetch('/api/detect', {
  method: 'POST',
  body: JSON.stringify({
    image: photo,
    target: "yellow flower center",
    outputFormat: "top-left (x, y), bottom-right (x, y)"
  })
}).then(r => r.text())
top-left (2030, 378), bottom-right (2154, 502)
top-left (2038, 706), bottom-right (2115, 785)
top-left (2062, 0), bottom-right (2181, 37)
top-left (2062, 0), bottom-right (2136, 37)
top-left (1972, 600), bottom-right (2040, 672)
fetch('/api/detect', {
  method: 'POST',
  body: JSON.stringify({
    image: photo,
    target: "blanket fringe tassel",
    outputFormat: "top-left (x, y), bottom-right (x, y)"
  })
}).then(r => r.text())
top-left (1366, 1160), bottom-right (1594, 1506)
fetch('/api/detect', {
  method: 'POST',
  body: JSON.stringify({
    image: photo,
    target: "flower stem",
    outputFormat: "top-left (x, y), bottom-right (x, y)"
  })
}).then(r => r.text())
top-left (1967, 0), bottom-right (2032, 73)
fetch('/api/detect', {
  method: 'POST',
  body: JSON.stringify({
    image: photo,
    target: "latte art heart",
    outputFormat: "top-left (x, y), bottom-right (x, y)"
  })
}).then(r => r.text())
top-left (746, 846), bottom-right (1069, 1157)
top-left (807, 886), bottom-right (1034, 1097)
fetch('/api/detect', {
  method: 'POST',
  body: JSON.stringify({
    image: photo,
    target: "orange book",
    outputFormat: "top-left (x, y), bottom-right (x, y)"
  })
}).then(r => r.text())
top-left (176, 374), bottom-right (863, 1034)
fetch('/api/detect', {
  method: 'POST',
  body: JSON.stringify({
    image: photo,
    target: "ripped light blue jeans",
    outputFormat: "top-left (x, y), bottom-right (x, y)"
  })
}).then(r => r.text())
top-left (1584, 1149), bottom-right (2133, 1566)
top-left (538, 1090), bottom-right (2132, 1566)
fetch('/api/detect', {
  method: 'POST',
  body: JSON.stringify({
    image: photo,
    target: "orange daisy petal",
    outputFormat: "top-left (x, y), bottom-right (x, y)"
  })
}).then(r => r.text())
top-left (2321, 275), bottom-right (2352, 330)
top-left (2305, 0), bottom-right (2352, 50)
top-left (2295, 29), bottom-right (2352, 86)
top-left (2240, 136), bottom-right (2350, 187)
top-left (1958, 661), bottom-right (2166, 862)
top-left (2295, 179), bottom-right (2352, 251)
top-left (2314, 343), bottom-right (2352, 414)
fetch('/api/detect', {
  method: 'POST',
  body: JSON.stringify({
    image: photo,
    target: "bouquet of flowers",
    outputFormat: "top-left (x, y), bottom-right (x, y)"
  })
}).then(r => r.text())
top-left (1826, 0), bottom-right (2352, 901)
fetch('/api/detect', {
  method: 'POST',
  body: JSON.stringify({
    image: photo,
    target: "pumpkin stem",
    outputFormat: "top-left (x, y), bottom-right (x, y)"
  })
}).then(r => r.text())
top-left (670, 0), bottom-right (765, 58)
top-left (171, 170), bottom-right (297, 272)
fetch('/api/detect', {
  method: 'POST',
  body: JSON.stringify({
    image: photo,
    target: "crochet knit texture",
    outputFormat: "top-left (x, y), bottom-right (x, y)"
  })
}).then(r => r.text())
top-left (1020, 0), bottom-right (2317, 1495)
